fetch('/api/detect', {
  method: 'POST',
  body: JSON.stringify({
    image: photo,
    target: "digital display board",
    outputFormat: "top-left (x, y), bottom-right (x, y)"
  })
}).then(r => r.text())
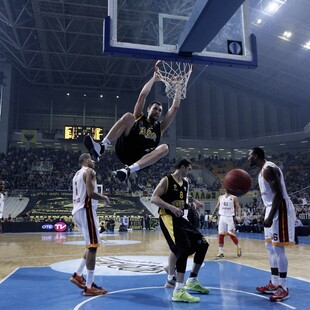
top-left (64, 126), bottom-right (103, 140)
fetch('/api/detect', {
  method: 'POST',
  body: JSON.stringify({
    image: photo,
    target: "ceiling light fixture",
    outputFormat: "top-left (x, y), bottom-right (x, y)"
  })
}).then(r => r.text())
top-left (266, 2), bottom-right (280, 14)
top-left (278, 31), bottom-right (292, 41)
top-left (283, 31), bottom-right (292, 38)
top-left (264, 0), bottom-right (287, 15)
top-left (252, 18), bottom-right (265, 27)
top-left (302, 41), bottom-right (310, 49)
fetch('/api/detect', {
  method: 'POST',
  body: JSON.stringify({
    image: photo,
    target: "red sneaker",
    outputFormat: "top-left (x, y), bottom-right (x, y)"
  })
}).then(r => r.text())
top-left (70, 272), bottom-right (86, 289)
top-left (83, 283), bottom-right (108, 296)
top-left (256, 280), bottom-right (279, 294)
top-left (270, 286), bottom-right (289, 302)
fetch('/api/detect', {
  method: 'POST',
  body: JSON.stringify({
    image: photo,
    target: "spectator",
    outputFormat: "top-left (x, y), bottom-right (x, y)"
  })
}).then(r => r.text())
top-left (294, 215), bottom-right (303, 245)
top-left (145, 214), bottom-right (151, 230)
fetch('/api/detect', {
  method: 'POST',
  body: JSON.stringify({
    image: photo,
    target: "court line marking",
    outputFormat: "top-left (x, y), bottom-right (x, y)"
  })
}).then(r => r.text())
top-left (73, 286), bottom-right (296, 310)
top-left (0, 267), bottom-right (20, 285)
top-left (224, 259), bottom-right (310, 283)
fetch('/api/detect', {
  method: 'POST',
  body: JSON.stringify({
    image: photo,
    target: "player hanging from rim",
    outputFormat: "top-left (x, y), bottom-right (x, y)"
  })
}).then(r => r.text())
top-left (212, 190), bottom-right (242, 259)
top-left (248, 147), bottom-right (295, 302)
top-left (84, 61), bottom-right (190, 182)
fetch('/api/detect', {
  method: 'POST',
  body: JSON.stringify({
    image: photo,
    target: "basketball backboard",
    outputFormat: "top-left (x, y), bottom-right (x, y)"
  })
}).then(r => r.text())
top-left (103, 0), bottom-right (257, 68)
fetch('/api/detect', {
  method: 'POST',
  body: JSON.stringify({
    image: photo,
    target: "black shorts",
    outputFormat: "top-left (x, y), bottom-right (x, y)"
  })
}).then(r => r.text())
top-left (160, 215), bottom-right (207, 256)
top-left (115, 134), bottom-right (146, 165)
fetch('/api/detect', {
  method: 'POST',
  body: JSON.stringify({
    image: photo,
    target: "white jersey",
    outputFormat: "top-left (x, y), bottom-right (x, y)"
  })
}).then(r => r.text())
top-left (218, 194), bottom-right (235, 217)
top-left (258, 161), bottom-right (289, 207)
top-left (72, 166), bottom-right (98, 215)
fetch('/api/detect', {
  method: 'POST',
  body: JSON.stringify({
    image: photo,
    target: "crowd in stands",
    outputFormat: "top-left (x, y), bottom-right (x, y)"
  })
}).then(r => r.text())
top-left (0, 147), bottom-right (309, 227)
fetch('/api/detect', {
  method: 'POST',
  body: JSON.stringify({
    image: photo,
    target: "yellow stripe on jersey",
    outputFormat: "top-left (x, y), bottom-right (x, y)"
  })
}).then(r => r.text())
top-left (161, 214), bottom-right (175, 244)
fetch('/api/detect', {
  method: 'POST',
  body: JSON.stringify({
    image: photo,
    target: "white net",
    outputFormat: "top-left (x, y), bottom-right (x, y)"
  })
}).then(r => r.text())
top-left (155, 61), bottom-right (193, 100)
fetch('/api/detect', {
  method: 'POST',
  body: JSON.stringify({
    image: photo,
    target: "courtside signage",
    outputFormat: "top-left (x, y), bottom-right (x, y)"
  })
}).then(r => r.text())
top-left (42, 224), bottom-right (54, 231)
top-left (54, 222), bottom-right (67, 232)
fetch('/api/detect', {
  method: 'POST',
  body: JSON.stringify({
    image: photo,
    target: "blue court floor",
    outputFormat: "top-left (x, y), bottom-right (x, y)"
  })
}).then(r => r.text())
top-left (0, 258), bottom-right (309, 309)
top-left (0, 230), bottom-right (309, 310)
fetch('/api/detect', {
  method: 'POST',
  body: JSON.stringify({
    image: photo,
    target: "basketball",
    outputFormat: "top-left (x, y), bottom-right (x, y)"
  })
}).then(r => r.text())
top-left (223, 169), bottom-right (252, 196)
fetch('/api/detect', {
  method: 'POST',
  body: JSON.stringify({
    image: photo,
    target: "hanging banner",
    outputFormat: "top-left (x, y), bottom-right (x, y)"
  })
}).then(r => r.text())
top-left (21, 130), bottom-right (38, 143)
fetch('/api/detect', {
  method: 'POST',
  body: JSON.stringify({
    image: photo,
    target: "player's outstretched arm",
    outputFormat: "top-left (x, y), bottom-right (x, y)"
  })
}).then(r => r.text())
top-left (161, 84), bottom-right (181, 133)
top-left (133, 70), bottom-right (160, 118)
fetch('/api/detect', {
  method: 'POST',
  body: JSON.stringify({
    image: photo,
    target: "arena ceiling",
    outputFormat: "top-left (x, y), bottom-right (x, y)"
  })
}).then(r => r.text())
top-left (0, 0), bottom-right (310, 109)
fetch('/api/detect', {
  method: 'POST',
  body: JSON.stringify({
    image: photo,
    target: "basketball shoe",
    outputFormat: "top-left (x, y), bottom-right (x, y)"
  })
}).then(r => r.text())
top-left (214, 253), bottom-right (224, 259)
top-left (164, 265), bottom-right (177, 288)
top-left (237, 247), bottom-right (242, 257)
top-left (269, 286), bottom-right (289, 302)
top-left (256, 280), bottom-right (279, 294)
top-left (113, 166), bottom-right (130, 182)
top-left (84, 135), bottom-right (105, 162)
top-left (165, 276), bottom-right (176, 288)
top-left (185, 279), bottom-right (210, 294)
top-left (83, 283), bottom-right (108, 296)
top-left (70, 272), bottom-right (86, 289)
top-left (172, 288), bottom-right (200, 303)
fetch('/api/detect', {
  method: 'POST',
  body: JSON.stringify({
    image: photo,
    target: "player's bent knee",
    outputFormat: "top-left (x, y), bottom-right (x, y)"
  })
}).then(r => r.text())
top-left (200, 241), bottom-right (209, 253)
top-left (158, 144), bottom-right (169, 155)
top-left (121, 112), bottom-right (135, 125)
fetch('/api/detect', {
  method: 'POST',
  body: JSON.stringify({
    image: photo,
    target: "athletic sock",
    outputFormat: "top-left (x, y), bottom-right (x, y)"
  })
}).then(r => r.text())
top-left (271, 275), bottom-right (279, 286)
top-left (188, 277), bottom-right (197, 283)
top-left (175, 282), bottom-right (185, 291)
top-left (76, 258), bottom-right (86, 275)
top-left (101, 138), bottom-right (111, 147)
top-left (279, 277), bottom-right (287, 290)
top-left (128, 163), bottom-right (140, 173)
top-left (86, 270), bottom-right (94, 288)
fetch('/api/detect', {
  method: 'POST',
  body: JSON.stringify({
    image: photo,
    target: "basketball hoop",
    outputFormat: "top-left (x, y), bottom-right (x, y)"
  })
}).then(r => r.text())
top-left (155, 61), bottom-right (193, 100)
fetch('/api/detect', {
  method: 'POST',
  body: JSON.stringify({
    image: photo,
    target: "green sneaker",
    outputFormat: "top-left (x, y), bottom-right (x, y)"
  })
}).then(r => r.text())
top-left (172, 287), bottom-right (200, 303)
top-left (185, 279), bottom-right (210, 294)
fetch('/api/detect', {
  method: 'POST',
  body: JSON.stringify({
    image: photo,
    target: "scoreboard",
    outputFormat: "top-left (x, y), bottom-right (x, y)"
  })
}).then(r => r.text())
top-left (64, 126), bottom-right (103, 140)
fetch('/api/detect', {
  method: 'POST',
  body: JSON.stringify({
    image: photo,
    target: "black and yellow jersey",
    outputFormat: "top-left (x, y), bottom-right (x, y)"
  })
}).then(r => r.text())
top-left (128, 114), bottom-right (162, 153)
top-left (159, 175), bottom-right (189, 216)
